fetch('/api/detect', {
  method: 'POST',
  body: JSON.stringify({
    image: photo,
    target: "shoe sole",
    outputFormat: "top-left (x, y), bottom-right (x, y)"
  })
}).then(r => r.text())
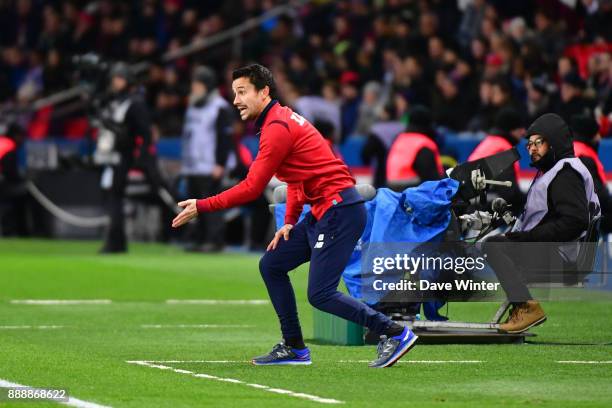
top-left (500, 316), bottom-right (547, 334)
top-left (372, 334), bottom-right (419, 368)
top-left (251, 360), bottom-right (312, 366)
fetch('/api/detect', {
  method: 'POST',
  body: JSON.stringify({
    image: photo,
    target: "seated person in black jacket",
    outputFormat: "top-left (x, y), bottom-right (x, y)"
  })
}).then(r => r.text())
top-left (485, 113), bottom-right (600, 333)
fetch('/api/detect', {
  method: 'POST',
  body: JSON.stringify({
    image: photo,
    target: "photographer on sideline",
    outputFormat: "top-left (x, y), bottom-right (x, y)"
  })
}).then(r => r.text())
top-left (96, 63), bottom-right (166, 253)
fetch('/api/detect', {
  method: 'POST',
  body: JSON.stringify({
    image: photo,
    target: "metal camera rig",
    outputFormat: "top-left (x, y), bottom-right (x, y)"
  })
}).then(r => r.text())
top-left (448, 148), bottom-right (519, 240)
top-left (398, 148), bottom-right (535, 344)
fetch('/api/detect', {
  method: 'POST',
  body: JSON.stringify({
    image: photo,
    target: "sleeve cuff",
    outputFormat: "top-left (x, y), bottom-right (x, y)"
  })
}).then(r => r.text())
top-left (196, 199), bottom-right (211, 213)
top-left (284, 215), bottom-right (298, 226)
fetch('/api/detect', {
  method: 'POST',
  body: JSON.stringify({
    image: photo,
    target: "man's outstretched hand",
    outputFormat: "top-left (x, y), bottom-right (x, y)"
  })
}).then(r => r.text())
top-left (267, 224), bottom-right (293, 251)
top-left (172, 199), bottom-right (198, 228)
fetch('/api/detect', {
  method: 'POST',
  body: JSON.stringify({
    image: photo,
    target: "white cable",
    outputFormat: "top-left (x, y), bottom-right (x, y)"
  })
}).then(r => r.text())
top-left (28, 180), bottom-right (181, 228)
top-left (26, 181), bottom-right (109, 228)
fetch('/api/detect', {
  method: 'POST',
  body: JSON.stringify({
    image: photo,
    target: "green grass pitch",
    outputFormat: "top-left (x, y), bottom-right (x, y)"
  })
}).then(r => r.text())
top-left (1, 239), bottom-right (611, 407)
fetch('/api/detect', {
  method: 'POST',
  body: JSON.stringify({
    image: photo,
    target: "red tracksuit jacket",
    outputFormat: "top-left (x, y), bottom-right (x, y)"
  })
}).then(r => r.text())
top-left (196, 100), bottom-right (355, 225)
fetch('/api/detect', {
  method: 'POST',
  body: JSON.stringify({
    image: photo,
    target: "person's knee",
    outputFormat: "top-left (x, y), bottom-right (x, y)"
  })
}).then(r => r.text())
top-left (259, 253), bottom-right (286, 280)
top-left (259, 254), bottom-right (272, 278)
top-left (307, 287), bottom-right (332, 309)
top-left (307, 289), bottom-right (323, 309)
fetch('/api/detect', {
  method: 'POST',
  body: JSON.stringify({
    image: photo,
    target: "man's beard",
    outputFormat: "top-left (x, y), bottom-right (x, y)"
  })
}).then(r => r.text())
top-left (530, 149), bottom-right (555, 171)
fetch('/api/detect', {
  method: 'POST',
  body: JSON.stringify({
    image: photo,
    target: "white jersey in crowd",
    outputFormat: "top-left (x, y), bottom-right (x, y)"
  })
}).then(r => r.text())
top-left (294, 95), bottom-right (341, 138)
top-left (181, 92), bottom-right (230, 175)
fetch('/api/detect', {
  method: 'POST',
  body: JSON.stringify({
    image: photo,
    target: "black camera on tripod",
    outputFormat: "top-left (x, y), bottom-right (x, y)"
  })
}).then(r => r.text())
top-left (72, 55), bottom-right (140, 166)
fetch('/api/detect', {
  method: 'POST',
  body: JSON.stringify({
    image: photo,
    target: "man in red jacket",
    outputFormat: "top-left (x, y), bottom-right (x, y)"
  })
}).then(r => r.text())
top-left (172, 64), bottom-right (416, 368)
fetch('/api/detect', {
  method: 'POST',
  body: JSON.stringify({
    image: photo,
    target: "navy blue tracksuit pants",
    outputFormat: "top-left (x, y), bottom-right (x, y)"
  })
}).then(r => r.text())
top-left (259, 187), bottom-right (394, 340)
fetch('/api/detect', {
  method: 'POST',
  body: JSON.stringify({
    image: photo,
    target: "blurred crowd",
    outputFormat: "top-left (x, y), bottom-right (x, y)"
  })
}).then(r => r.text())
top-left (1, 0), bottom-right (611, 142)
top-left (2, 0), bottom-right (612, 246)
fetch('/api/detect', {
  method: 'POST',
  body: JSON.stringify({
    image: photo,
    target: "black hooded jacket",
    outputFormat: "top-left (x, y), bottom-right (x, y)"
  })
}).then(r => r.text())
top-left (508, 113), bottom-right (590, 242)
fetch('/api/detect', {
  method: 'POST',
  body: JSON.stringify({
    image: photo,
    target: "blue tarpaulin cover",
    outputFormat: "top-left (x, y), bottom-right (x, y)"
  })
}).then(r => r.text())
top-left (274, 178), bottom-right (460, 319)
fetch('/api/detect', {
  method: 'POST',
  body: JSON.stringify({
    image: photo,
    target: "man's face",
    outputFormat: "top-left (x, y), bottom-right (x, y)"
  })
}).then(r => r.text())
top-left (111, 76), bottom-right (127, 93)
top-left (190, 81), bottom-right (207, 99)
top-left (340, 83), bottom-right (358, 100)
top-left (491, 85), bottom-right (507, 106)
top-left (527, 134), bottom-right (549, 162)
top-left (363, 88), bottom-right (379, 105)
top-left (232, 77), bottom-right (268, 121)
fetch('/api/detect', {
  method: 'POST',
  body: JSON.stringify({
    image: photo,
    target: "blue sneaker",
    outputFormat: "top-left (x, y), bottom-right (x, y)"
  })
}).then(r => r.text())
top-left (369, 327), bottom-right (418, 368)
top-left (252, 342), bottom-right (312, 365)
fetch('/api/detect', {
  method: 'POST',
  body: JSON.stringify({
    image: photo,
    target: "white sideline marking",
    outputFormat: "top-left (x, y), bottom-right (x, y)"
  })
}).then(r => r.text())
top-left (338, 360), bottom-right (484, 364)
top-left (0, 378), bottom-right (112, 408)
top-left (126, 361), bottom-right (343, 404)
top-left (131, 359), bottom-right (484, 364)
top-left (130, 360), bottom-right (243, 363)
top-left (0, 325), bottom-right (64, 329)
top-left (557, 361), bottom-right (612, 364)
top-left (141, 324), bottom-right (253, 329)
top-left (10, 299), bottom-right (268, 305)
top-left (165, 299), bottom-right (269, 305)
top-left (10, 300), bottom-right (112, 305)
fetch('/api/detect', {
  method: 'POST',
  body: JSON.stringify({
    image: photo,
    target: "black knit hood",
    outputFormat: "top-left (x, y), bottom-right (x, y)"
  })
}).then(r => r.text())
top-left (489, 107), bottom-right (523, 146)
top-left (571, 113), bottom-right (600, 150)
top-left (406, 105), bottom-right (437, 141)
top-left (526, 113), bottom-right (574, 171)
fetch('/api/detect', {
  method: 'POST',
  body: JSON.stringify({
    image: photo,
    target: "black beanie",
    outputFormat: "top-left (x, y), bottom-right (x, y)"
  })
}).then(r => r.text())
top-left (570, 113), bottom-right (599, 142)
top-left (492, 107), bottom-right (523, 134)
top-left (409, 105), bottom-right (433, 128)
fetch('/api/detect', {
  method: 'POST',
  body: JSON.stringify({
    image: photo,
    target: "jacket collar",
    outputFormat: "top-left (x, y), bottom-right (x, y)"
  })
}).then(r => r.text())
top-left (255, 99), bottom-right (278, 131)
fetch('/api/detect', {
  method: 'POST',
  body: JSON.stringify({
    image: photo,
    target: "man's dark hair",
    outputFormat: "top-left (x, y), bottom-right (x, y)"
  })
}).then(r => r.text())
top-left (232, 64), bottom-right (276, 97)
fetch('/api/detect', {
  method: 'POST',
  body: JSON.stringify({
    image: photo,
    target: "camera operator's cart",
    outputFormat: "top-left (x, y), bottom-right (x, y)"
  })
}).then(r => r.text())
top-left (271, 149), bottom-right (601, 345)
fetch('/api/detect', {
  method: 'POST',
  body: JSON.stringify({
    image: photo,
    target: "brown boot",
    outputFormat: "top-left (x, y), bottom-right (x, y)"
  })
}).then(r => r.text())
top-left (499, 300), bottom-right (546, 333)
